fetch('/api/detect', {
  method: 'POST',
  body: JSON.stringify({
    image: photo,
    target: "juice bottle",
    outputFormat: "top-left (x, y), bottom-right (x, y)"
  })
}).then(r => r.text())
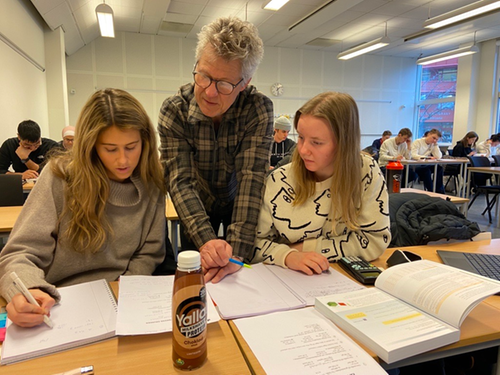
top-left (172, 251), bottom-right (207, 370)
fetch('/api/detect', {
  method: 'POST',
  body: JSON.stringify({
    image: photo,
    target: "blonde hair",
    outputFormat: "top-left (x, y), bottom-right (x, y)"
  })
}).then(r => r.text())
top-left (195, 17), bottom-right (264, 81)
top-left (51, 88), bottom-right (164, 253)
top-left (291, 92), bottom-right (362, 231)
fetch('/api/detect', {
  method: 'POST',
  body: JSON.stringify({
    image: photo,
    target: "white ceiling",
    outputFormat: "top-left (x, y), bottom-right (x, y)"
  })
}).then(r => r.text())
top-left (30, 0), bottom-right (500, 59)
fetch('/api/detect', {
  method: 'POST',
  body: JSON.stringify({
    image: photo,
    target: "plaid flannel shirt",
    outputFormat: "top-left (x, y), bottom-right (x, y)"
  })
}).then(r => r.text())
top-left (158, 83), bottom-right (274, 260)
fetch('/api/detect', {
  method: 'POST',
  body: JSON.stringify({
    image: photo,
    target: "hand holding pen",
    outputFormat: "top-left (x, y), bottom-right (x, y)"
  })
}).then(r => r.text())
top-left (6, 272), bottom-right (55, 328)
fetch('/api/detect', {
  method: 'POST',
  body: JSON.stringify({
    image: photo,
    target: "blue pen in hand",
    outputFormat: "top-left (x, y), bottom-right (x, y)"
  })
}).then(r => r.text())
top-left (228, 258), bottom-right (252, 268)
top-left (9, 272), bottom-right (54, 328)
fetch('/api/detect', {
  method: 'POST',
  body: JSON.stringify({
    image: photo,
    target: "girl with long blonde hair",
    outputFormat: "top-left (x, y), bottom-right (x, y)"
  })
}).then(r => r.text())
top-left (251, 92), bottom-right (390, 274)
top-left (0, 88), bottom-right (168, 327)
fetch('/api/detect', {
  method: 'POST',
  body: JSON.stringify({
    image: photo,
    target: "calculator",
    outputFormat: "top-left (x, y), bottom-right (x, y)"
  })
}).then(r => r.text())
top-left (338, 256), bottom-right (382, 285)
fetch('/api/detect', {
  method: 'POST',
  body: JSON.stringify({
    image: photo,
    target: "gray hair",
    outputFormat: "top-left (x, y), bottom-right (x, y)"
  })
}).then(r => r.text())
top-left (195, 17), bottom-right (264, 81)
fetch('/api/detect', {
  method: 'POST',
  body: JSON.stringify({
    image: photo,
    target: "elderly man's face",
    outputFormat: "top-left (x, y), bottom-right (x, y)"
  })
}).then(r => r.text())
top-left (193, 47), bottom-right (249, 122)
top-left (63, 135), bottom-right (74, 150)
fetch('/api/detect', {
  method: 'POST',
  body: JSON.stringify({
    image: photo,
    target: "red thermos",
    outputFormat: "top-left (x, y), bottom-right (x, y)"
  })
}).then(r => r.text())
top-left (386, 161), bottom-right (404, 193)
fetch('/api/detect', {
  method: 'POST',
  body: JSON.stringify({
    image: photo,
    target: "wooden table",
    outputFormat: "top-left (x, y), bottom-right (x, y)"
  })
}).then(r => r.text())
top-left (165, 195), bottom-right (180, 257)
top-left (0, 206), bottom-right (22, 233)
top-left (401, 158), bottom-right (469, 195)
top-left (22, 181), bottom-right (35, 193)
top-left (0, 283), bottom-right (251, 375)
top-left (231, 239), bottom-right (500, 373)
top-left (401, 188), bottom-right (470, 215)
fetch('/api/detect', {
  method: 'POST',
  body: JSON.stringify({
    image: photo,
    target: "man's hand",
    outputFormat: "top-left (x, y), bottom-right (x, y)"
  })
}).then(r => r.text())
top-left (22, 170), bottom-right (38, 179)
top-left (15, 145), bottom-right (31, 161)
top-left (284, 252), bottom-right (330, 275)
top-left (6, 289), bottom-right (55, 327)
top-left (199, 239), bottom-right (232, 269)
top-left (203, 261), bottom-right (241, 284)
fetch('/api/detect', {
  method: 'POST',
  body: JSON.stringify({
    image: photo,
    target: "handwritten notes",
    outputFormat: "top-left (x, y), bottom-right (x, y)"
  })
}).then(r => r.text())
top-left (116, 275), bottom-right (219, 335)
top-left (1, 279), bottom-right (116, 365)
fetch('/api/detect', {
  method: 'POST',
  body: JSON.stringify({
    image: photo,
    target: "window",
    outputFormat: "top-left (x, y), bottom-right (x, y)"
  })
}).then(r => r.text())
top-left (417, 58), bottom-right (458, 142)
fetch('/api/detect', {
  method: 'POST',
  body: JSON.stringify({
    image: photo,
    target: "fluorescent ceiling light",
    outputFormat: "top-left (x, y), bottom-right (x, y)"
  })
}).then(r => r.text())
top-left (262, 0), bottom-right (289, 11)
top-left (337, 37), bottom-right (390, 60)
top-left (96, 3), bottom-right (115, 38)
top-left (416, 45), bottom-right (479, 65)
top-left (424, 0), bottom-right (500, 29)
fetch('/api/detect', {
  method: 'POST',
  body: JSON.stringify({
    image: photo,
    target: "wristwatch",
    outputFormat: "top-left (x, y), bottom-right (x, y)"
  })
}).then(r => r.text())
top-left (20, 158), bottom-right (30, 164)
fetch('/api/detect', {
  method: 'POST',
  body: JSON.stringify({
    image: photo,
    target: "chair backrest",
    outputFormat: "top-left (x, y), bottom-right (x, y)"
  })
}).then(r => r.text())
top-left (0, 174), bottom-right (24, 206)
top-left (468, 156), bottom-right (493, 186)
top-left (492, 154), bottom-right (500, 167)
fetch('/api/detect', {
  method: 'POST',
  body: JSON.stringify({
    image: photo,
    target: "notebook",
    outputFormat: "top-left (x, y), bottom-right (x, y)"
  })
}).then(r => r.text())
top-left (205, 263), bottom-right (363, 319)
top-left (1, 279), bottom-right (117, 365)
top-left (437, 250), bottom-right (500, 281)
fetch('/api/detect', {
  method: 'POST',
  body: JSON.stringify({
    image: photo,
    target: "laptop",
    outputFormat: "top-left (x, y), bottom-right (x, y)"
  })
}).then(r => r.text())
top-left (0, 174), bottom-right (24, 206)
top-left (437, 250), bottom-right (500, 282)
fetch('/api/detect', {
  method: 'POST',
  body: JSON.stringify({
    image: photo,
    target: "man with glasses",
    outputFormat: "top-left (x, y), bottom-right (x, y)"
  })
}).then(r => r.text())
top-left (158, 17), bottom-right (273, 283)
top-left (0, 120), bottom-right (58, 179)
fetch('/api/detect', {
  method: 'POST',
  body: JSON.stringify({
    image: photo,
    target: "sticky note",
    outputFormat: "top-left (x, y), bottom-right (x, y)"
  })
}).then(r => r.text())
top-left (0, 328), bottom-right (5, 342)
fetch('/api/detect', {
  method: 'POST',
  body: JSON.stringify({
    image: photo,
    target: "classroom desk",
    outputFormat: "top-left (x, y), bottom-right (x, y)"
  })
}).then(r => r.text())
top-left (0, 206), bottom-right (22, 233)
top-left (231, 239), bottom-right (500, 374)
top-left (0, 282), bottom-right (251, 375)
top-left (165, 195), bottom-right (180, 257)
top-left (401, 188), bottom-right (470, 215)
top-left (466, 166), bottom-right (500, 226)
top-left (22, 181), bottom-right (35, 193)
top-left (401, 158), bottom-right (469, 195)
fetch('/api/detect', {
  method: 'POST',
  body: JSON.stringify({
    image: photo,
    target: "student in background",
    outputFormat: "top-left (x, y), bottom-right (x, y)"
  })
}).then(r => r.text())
top-left (59, 126), bottom-right (76, 150)
top-left (452, 131), bottom-right (478, 157)
top-left (158, 17), bottom-right (273, 283)
top-left (371, 130), bottom-right (392, 151)
top-left (270, 116), bottom-right (296, 169)
top-left (378, 127), bottom-right (416, 185)
top-left (0, 120), bottom-right (58, 179)
top-left (411, 128), bottom-right (445, 193)
top-left (0, 89), bottom-right (167, 327)
top-left (477, 134), bottom-right (500, 157)
top-left (250, 92), bottom-right (390, 275)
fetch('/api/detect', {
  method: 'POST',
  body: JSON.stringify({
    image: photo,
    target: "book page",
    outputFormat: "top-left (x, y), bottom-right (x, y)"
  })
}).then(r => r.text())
top-left (374, 260), bottom-right (500, 327)
top-left (1, 279), bottom-right (116, 364)
top-left (267, 266), bottom-right (364, 305)
top-left (315, 288), bottom-right (459, 364)
top-left (116, 275), bottom-right (219, 335)
top-left (235, 308), bottom-right (387, 375)
top-left (205, 263), bottom-right (306, 319)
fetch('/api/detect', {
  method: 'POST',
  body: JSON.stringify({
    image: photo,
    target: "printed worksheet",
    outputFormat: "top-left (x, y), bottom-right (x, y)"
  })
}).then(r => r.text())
top-left (234, 308), bottom-right (387, 375)
top-left (116, 275), bottom-right (219, 335)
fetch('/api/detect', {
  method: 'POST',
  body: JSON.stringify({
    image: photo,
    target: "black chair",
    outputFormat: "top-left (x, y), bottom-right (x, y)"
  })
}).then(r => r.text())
top-left (0, 174), bottom-right (24, 206)
top-left (492, 154), bottom-right (500, 167)
top-left (467, 156), bottom-right (500, 223)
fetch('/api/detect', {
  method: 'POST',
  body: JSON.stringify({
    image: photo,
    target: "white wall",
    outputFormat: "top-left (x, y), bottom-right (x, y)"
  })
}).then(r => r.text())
top-left (67, 32), bottom-right (418, 148)
top-left (0, 0), bottom-right (49, 145)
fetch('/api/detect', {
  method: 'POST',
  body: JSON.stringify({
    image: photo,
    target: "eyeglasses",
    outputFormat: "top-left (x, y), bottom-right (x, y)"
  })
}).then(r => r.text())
top-left (192, 65), bottom-right (243, 95)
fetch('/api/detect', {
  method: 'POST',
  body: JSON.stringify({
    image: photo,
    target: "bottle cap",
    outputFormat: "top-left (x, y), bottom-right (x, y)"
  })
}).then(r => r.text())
top-left (178, 251), bottom-right (201, 270)
top-left (386, 160), bottom-right (404, 170)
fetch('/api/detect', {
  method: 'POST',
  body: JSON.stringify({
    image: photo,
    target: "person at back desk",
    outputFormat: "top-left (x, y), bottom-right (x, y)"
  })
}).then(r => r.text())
top-left (0, 89), bottom-right (167, 327)
top-left (0, 120), bottom-right (58, 179)
top-left (378, 127), bottom-right (416, 185)
top-left (452, 131), bottom-right (478, 158)
top-left (158, 17), bottom-right (273, 283)
top-left (269, 116), bottom-right (296, 170)
top-left (411, 128), bottom-right (445, 194)
top-left (250, 92), bottom-right (390, 274)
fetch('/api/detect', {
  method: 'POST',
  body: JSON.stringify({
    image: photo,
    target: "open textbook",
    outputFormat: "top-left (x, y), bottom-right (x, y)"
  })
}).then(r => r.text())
top-left (234, 308), bottom-right (387, 375)
top-left (206, 263), bottom-right (364, 319)
top-left (1, 279), bottom-right (117, 365)
top-left (315, 260), bottom-right (500, 364)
